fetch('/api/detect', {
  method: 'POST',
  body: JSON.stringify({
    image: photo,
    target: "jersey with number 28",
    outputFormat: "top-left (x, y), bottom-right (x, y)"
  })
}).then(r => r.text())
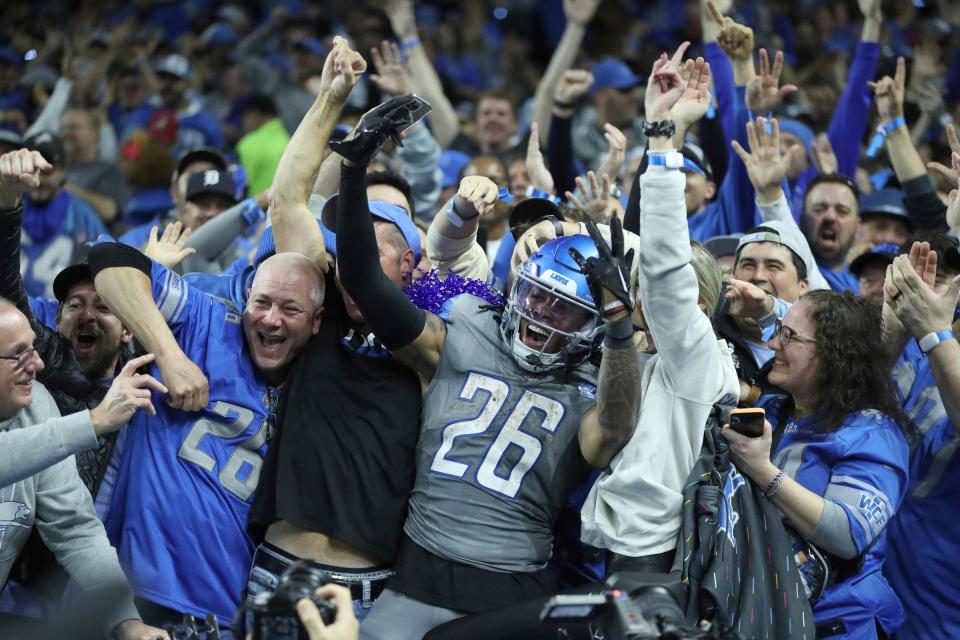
top-left (405, 295), bottom-right (598, 574)
top-left (104, 260), bottom-right (277, 626)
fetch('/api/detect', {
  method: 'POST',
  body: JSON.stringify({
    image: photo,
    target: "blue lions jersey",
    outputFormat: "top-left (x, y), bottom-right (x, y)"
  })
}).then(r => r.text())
top-left (884, 343), bottom-right (960, 640)
top-left (758, 396), bottom-right (911, 638)
top-left (20, 193), bottom-right (108, 298)
top-left (104, 261), bottom-right (278, 626)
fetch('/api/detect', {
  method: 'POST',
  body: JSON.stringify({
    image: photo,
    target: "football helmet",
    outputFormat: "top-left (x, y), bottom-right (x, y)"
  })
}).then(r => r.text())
top-left (500, 234), bottom-right (602, 373)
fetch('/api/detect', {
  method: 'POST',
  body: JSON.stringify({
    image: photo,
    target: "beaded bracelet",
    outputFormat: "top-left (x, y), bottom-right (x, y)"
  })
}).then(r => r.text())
top-left (763, 470), bottom-right (785, 498)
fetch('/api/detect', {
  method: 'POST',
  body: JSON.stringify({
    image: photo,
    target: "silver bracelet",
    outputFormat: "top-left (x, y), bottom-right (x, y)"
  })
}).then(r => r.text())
top-left (763, 470), bottom-right (785, 499)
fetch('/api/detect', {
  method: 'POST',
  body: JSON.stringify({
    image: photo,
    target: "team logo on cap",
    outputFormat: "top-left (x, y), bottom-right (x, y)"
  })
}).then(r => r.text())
top-left (203, 170), bottom-right (221, 186)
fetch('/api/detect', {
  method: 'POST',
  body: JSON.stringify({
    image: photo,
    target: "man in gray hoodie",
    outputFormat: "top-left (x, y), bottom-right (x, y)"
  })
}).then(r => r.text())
top-left (0, 299), bottom-right (169, 639)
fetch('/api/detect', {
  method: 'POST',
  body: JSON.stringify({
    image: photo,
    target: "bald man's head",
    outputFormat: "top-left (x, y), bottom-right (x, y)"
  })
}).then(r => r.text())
top-left (0, 299), bottom-right (44, 419)
top-left (243, 253), bottom-right (325, 386)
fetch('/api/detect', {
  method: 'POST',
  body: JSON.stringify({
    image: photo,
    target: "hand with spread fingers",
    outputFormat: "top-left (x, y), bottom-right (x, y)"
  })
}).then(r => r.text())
top-left (645, 47), bottom-right (712, 136)
top-left (745, 49), bottom-right (797, 114)
top-left (370, 40), bottom-right (414, 96)
top-left (566, 171), bottom-right (616, 224)
top-left (887, 254), bottom-right (960, 340)
top-left (732, 116), bottom-right (802, 204)
top-left (144, 221), bottom-right (196, 269)
top-left (927, 126), bottom-right (960, 186)
top-left (90, 354), bottom-right (168, 436)
top-left (568, 217), bottom-right (635, 319)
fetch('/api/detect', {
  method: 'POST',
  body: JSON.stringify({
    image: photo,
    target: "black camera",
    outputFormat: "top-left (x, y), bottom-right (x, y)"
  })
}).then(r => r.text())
top-left (247, 560), bottom-right (338, 640)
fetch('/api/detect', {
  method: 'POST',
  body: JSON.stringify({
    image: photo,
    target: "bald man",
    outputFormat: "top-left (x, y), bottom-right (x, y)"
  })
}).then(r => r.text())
top-left (84, 241), bottom-right (324, 631)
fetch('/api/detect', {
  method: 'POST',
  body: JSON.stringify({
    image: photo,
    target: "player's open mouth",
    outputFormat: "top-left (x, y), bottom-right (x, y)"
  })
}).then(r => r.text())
top-left (521, 321), bottom-right (550, 349)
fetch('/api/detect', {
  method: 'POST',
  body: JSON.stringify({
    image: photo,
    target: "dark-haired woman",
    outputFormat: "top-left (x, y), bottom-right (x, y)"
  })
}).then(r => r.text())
top-left (722, 290), bottom-right (911, 639)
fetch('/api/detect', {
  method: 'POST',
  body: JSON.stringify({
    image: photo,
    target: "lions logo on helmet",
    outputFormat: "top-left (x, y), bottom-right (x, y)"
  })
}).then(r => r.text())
top-left (500, 235), bottom-right (602, 372)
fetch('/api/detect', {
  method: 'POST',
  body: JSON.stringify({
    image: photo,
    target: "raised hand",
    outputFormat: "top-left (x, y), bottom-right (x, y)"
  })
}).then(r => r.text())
top-left (455, 175), bottom-right (499, 218)
top-left (927, 126), bottom-right (960, 186)
top-left (670, 56), bottom-right (712, 131)
top-left (370, 40), bottom-right (413, 96)
top-left (888, 254), bottom-right (960, 339)
top-left (644, 41), bottom-right (691, 121)
top-left (0, 149), bottom-right (53, 207)
top-left (858, 0), bottom-right (882, 21)
top-left (319, 36), bottom-right (368, 103)
top-left (525, 122), bottom-right (555, 194)
top-left (868, 56), bottom-right (905, 122)
top-left (385, 0), bottom-right (418, 41)
top-left (144, 221), bottom-right (196, 269)
top-left (566, 171), bottom-right (615, 224)
top-left (708, 0), bottom-right (754, 62)
top-left (554, 68), bottom-right (594, 106)
top-left (811, 133), bottom-right (838, 175)
top-left (732, 117), bottom-right (801, 203)
top-left (568, 217), bottom-right (635, 317)
top-left (745, 49), bottom-right (797, 114)
top-left (563, 0), bottom-right (603, 27)
top-left (946, 168), bottom-right (960, 233)
top-left (597, 123), bottom-right (627, 181)
top-left (90, 354), bottom-right (167, 435)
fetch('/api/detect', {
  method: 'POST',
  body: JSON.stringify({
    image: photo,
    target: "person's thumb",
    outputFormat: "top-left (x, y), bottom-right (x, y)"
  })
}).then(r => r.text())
top-left (947, 274), bottom-right (960, 306)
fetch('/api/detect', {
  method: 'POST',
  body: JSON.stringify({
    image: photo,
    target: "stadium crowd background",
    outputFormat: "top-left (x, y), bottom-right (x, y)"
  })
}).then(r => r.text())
top-left (0, 0), bottom-right (959, 639)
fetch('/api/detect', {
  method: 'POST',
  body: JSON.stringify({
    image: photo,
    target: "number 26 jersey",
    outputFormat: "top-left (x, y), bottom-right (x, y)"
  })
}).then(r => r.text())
top-left (405, 295), bottom-right (598, 574)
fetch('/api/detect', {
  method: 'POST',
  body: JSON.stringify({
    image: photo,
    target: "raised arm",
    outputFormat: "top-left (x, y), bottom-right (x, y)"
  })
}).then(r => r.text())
top-left (270, 37), bottom-right (366, 271)
top-left (426, 175), bottom-right (499, 280)
top-left (532, 0), bottom-right (601, 141)
top-left (385, 0), bottom-right (460, 148)
top-left (336, 160), bottom-right (445, 386)
top-left (870, 57), bottom-right (948, 231)
top-left (574, 219), bottom-right (641, 468)
top-left (88, 243), bottom-right (209, 412)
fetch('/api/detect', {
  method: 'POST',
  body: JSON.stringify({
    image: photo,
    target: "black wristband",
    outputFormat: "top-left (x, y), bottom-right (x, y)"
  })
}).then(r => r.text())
top-left (543, 215), bottom-right (564, 238)
top-left (603, 314), bottom-right (635, 350)
top-left (641, 120), bottom-right (676, 138)
top-left (0, 201), bottom-right (23, 215)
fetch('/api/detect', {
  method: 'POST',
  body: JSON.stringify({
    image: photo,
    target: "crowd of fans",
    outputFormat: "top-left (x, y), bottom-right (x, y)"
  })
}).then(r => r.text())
top-left (0, 0), bottom-right (959, 639)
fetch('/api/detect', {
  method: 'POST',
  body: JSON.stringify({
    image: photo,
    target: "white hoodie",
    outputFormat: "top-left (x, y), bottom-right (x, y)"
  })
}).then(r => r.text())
top-left (581, 166), bottom-right (740, 557)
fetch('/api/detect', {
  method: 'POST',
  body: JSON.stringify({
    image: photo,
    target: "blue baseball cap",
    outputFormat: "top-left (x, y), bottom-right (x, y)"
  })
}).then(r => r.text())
top-left (591, 58), bottom-right (642, 93)
top-left (849, 242), bottom-right (901, 278)
top-left (438, 150), bottom-right (472, 189)
top-left (860, 188), bottom-right (910, 228)
top-left (778, 118), bottom-right (815, 162)
top-left (320, 195), bottom-right (422, 264)
top-left (201, 23), bottom-right (238, 48)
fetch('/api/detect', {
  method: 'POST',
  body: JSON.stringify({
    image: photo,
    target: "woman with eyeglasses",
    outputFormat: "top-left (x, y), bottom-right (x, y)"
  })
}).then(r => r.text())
top-left (722, 290), bottom-right (913, 639)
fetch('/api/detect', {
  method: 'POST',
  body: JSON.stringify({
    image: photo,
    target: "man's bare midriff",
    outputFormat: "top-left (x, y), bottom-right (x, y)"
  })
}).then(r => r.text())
top-left (264, 520), bottom-right (385, 569)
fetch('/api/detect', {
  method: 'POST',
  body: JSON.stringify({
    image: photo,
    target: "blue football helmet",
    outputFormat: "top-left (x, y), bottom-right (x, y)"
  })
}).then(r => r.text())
top-left (500, 234), bottom-right (602, 372)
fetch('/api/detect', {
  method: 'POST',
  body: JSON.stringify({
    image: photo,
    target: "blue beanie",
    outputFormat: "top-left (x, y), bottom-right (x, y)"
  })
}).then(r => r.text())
top-left (777, 118), bottom-right (816, 163)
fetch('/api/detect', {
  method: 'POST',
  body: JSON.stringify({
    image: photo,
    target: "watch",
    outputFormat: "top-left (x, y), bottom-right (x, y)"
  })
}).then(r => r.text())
top-left (641, 119), bottom-right (676, 138)
top-left (647, 151), bottom-right (684, 170)
top-left (917, 329), bottom-right (954, 355)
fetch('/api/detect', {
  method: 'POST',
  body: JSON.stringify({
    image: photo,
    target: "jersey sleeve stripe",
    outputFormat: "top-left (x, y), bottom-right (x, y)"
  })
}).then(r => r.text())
top-left (157, 269), bottom-right (188, 324)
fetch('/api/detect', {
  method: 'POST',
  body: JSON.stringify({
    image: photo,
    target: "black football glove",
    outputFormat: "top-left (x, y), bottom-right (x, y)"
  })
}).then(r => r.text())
top-left (568, 217), bottom-right (635, 317)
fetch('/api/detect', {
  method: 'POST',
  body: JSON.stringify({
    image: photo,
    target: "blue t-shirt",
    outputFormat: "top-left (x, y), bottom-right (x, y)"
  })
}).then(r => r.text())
top-left (883, 343), bottom-right (960, 639)
top-left (758, 396), bottom-right (910, 637)
top-left (104, 261), bottom-right (278, 625)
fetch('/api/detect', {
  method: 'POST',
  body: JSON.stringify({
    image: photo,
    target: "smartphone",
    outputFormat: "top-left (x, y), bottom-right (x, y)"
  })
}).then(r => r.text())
top-left (729, 407), bottom-right (765, 438)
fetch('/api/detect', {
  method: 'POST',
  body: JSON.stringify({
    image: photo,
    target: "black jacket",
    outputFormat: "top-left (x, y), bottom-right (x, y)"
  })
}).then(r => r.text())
top-left (1, 203), bottom-right (134, 496)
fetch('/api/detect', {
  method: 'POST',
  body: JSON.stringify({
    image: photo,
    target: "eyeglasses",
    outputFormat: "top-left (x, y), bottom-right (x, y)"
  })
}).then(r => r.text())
top-left (0, 348), bottom-right (37, 371)
top-left (774, 320), bottom-right (817, 347)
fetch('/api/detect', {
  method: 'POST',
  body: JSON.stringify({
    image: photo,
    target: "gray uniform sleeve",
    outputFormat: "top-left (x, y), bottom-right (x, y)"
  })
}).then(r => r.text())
top-left (807, 500), bottom-right (859, 560)
top-left (0, 410), bottom-right (98, 487)
top-left (35, 455), bottom-right (140, 630)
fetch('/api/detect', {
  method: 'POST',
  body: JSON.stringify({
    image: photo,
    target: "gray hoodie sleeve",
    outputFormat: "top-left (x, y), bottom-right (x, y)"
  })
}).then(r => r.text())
top-left (0, 409), bottom-right (99, 487)
top-left (35, 455), bottom-right (141, 631)
top-left (397, 124), bottom-right (443, 223)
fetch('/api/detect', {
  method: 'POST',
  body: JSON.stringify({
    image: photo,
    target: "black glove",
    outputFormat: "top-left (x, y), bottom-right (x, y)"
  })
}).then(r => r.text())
top-left (568, 217), bottom-right (635, 317)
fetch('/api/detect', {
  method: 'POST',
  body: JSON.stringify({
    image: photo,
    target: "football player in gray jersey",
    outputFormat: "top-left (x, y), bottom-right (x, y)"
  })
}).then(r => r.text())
top-left (329, 96), bottom-right (643, 640)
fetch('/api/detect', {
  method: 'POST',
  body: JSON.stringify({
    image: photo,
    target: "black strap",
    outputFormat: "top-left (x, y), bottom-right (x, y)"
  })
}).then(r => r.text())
top-left (814, 618), bottom-right (847, 637)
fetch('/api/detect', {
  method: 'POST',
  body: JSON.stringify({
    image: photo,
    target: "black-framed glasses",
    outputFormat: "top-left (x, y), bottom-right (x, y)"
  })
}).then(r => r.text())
top-left (774, 320), bottom-right (817, 347)
top-left (0, 348), bottom-right (37, 371)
